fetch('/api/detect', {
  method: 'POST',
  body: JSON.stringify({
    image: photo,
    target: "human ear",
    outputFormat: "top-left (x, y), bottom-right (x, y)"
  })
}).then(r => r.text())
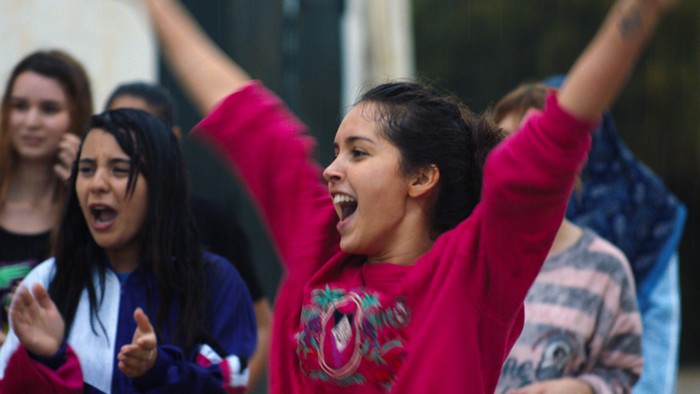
top-left (408, 164), bottom-right (440, 198)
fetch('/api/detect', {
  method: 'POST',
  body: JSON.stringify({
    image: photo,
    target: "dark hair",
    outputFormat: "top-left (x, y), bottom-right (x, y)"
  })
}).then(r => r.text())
top-left (491, 82), bottom-right (552, 125)
top-left (0, 49), bottom-right (93, 203)
top-left (49, 108), bottom-right (207, 355)
top-left (491, 82), bottom-right (583, 194)
top-left (105, 81), bottom-right (178, 130)
top-left (357, 82), bottom-right (503, 236)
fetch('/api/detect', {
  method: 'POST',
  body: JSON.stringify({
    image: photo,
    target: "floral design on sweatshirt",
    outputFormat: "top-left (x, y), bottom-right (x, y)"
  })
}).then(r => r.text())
top-left (295, 285), bottom-right (410, 390)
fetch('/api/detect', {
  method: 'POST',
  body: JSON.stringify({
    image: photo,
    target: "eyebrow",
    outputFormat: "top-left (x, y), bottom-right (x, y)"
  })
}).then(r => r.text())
top-left (333, 135), bottom-right (376, 148)
top-left (9, 96), bottom-right (64, 105)
top-left (78, 157), bottom-right (132, 165)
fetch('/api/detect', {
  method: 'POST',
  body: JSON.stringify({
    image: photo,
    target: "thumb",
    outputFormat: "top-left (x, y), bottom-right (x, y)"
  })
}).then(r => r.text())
top-left (134, 307), bottom-right (154, 334)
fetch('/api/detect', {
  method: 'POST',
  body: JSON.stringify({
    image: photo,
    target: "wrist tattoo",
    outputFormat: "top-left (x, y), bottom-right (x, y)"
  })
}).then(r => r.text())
top-left (619, 7), bottom-right (643, 38)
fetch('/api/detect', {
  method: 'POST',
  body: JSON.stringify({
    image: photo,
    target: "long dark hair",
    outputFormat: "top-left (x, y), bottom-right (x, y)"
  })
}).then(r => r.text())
top-left (358, 82), bottom-right (503, 236)
top-left (49, 108), bottom-right (208, 355)
top-left (105, 81), bottom-right (178, 130)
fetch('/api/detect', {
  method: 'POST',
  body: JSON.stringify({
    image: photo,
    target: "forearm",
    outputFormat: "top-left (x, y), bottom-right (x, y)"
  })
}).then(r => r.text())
top-left (1, 344), bottom-right (83, 394)
top-left (559, 0), bottom-right (668, 120)
top-left (195, 83), bottom-right (339, 273)
top-left (246, 300), bottom-right (272, 390)
top-left (144, 0), bottom-right (250, 115)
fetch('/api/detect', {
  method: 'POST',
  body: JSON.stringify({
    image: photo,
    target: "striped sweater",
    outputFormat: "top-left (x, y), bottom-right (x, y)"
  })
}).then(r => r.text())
top-left (496, 229), bottom-right (642, 394)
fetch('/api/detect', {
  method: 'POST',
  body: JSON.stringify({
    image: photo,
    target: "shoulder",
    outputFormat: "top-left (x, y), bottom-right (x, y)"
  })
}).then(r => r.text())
top-left (581, 229), bottom-right (637, 290)
top-left (21, 257), bottom-right (56, 287)
top-left (583, 229), bottom-right (630, 269)
top-left (202, 251), bottom-right (246, 288)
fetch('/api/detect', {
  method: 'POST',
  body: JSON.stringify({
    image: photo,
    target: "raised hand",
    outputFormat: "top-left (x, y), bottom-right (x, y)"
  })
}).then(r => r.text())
top-left (117, 307), bottom-right (158, 378)
top-left (9, 283), bottom-right (65, 357)
top-left (558, 0), bottom-right (678, 121)
top-left (53, 133), bottom-right (81, 183)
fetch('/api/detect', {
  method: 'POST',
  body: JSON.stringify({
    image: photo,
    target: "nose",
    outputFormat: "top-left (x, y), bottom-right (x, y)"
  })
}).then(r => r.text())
top-left (88, 168), bottom-right (109, 193)
top-left (323, 157), bottom-right (343, 183)
top-left (25, 107), bottom-right (42, 128)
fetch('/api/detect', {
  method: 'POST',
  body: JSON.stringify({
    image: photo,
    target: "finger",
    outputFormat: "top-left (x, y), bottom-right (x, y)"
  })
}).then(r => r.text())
top-left (125, 350), bottom-right (155, 365)
top-left (53, 163), bottom-right (72, 184)
top-left (31, 283), bottom-right (53, 310)
top-left (55, 151), bottom-right (75, 169)
top-left (118, 355), bottom-right (149, 376)
top-left (120, 344), bottom-right (143, 357)
top-left (10, 285), bottom-right (34, 311)
top-left (120, 344), bottom-right (153, 360)
top-left (57, 148), bottom-right (78, 167)
top-left (56, 137), bottom-right (80, 165)
top-left (118, 360), bottom-right (140, 377)
top-left (60, 133), bottom-right (82, 150)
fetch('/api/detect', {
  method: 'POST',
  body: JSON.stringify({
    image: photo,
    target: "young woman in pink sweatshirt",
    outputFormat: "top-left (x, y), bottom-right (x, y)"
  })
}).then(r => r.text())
top-left (143, 0), bottom-right (675, 392)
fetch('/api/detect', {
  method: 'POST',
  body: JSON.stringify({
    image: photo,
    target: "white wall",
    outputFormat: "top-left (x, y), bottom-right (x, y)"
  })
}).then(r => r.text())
top-left (0, 0), bottom-right (156, 111)
top-left (341, 0), bottom-right (414, 111)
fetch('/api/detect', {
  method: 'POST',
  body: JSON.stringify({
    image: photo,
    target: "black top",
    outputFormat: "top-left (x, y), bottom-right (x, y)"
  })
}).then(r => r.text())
top-left (191, 195), bottom-right (265, 302)
top-left (0, 227), bottom-right (51, 324)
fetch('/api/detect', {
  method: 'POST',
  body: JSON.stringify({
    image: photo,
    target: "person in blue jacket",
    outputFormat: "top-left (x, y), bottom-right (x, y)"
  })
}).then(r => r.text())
top-left (543, 74), bottom-right (686, 394)
top-left (0, 108), bottom-right (257, 393)
top-left (502, 76), bottom-right (686, 394)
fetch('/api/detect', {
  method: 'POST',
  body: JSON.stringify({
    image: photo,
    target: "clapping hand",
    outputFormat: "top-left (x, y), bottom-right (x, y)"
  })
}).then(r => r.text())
top-left (117, 307), bottom-right (158, 378)
top-left (9, 283), bottom-right (65, 357)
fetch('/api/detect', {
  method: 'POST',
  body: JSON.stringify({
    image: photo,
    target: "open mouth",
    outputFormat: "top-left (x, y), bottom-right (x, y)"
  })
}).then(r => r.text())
top-left (90, 205), bottom-right (117, 225)
top-left (333, 194), bottom-right (358, 221)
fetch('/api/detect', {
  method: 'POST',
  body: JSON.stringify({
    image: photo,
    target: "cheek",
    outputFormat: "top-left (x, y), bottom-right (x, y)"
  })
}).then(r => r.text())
top-left (8, 112), bottom-right (25, 135)
top-left (127, 185), bottom-right (149, 230)
top-left (49, 113), bottom-right (72, 136)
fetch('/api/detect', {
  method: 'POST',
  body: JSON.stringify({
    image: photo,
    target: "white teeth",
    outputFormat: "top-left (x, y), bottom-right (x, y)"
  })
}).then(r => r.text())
top-left (333, 194), bottom-right (356, 204)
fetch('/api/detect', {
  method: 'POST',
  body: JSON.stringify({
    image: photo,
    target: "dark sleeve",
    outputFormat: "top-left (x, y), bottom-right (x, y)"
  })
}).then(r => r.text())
top-left (191, 195), bottom-right (265, 301)
top-left (132, 252), bottom-right (257, 393)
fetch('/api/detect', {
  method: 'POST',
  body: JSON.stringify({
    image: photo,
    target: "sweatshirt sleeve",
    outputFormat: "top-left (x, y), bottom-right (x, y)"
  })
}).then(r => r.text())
top-left (0, 344), bottom-right (83, 394)
top-left (470, 93), bottom-right (595, 322)
top-left (132, 253), bottom-right (257, 393)
top-left (192, 82), bottom-right (339, 279)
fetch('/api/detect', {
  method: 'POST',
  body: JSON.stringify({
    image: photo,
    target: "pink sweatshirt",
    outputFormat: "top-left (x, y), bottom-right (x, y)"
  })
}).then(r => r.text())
top-left (194, 82), bottom-right (594, 393)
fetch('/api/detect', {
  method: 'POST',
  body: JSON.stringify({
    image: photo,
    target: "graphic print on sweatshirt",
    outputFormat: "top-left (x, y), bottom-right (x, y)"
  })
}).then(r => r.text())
top-left (295, 285), bottom-right (410, 391)
top-left (498, 329), bottom-right (585, 392)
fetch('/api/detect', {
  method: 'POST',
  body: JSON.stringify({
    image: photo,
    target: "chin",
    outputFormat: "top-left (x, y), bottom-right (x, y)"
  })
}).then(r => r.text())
top-left (338, 238), bottom-right (354, 253)
top-left (339, 238), bottom-right (366, 256)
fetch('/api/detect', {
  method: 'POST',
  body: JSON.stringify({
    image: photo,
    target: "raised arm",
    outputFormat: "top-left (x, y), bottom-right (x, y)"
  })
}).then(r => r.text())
top-left (144, 0), bottom-right (250, 114)
top-left (143, 0), bottom-right (339, 273)
top-left (559, 0), bottom-right (674, 120)
top-left (475, 0), bottom-right (675, 323)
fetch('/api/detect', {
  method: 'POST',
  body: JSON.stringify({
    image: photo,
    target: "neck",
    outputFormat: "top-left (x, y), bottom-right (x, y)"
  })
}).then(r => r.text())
top-left (367, 237), bottom-right (434, 266)
top-left (106, 244), bottom-right (141, 273)
top-left (6, 160), bottom-right (57, 204)
top-left (367, 205), bottom-right (435, 266)
top-left (548, 219), bottom-right (583, 257)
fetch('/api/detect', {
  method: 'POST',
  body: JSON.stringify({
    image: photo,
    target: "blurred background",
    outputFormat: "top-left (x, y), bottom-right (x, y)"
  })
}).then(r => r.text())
top-left (1, 0), bottom-right (697, 392)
